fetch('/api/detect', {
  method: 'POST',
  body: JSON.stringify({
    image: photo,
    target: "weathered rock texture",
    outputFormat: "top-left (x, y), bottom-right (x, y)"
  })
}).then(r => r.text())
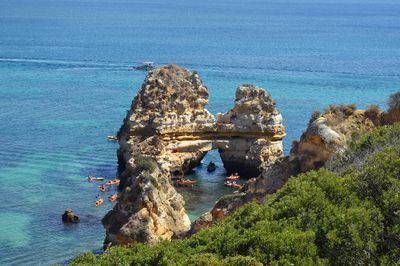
top-left (289, 107), bottom-right (375, 173)
top-left (62, 208), bottom-right (79, 224)
top-left (216, 85), bottom-right (285, 177)
top-left (117, 64), bottom-right (216, 182)
top-left (192, 98), bottom-right (400, 233)
top-left (104, 64), bottom-right (285, 246)
top-left (103, 161), bottom-right (190, 245)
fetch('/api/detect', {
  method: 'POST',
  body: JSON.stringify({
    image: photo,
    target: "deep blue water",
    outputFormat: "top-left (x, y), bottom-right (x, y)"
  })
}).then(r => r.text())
top-left (0, 0), bottom-right (399, 264)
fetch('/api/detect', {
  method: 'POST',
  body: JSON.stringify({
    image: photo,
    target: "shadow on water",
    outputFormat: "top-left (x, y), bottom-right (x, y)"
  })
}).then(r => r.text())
top-left (174, 150), bottom-right (246, 221)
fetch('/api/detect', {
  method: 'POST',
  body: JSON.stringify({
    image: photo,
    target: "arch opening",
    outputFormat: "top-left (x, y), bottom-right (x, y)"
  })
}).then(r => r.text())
top-left (174, 149), bottom-right (247, 221)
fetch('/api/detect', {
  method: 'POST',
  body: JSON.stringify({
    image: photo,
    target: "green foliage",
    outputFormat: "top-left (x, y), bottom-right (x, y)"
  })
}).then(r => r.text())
top-left (328, 123), bottom-right (400, 173)
top-left (325, 104), bottom-right (357, 118)
top-left (222, 256), bottom-right (262, 266)
top-left (142, 170), bottom-right (159, 189)
top-left (389, 91), bottom-right (400, 111)
top-left (365, 104), bottom-right (381, 125)
top-left (71, 252), bottom-right (97, 265)
top-left (308, 111), bottom-right (321, 126)
top-left (72, 124), bottom-right (400, 266)
top-left (135, 156), bottom-right (158, 173)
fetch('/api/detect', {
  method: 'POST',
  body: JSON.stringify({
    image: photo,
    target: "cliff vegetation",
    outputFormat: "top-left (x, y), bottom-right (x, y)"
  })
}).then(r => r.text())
top-left (72, 123), bottom-right (400, 265)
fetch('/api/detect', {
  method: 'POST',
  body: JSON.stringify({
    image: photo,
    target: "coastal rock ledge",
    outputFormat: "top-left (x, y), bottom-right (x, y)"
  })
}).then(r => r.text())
top-left (190, 93), bottom-right (400, 233)
top-left (102, 64), bottom-right (285, 246)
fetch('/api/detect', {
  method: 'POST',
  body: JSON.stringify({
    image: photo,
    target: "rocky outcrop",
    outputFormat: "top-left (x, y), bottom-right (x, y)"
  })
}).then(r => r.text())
top-left (105, 63), bottom-right (399, 242)
top-left (62, 208), bottom-right (80, 223)
top-left (290, 106), bottom-right (377, 173)
top-left (216, 85), bottom-right (285, 177)
top-left (103, 161), bottom-right (190, 245)
top-left (104, 64), bottom-right (285, 246)
top-left (192, 100), bottom-right (400, 233)
top-left (117, 64), bottom-right (216, 182)
top-left (105, 65), bottom-right (212, 246)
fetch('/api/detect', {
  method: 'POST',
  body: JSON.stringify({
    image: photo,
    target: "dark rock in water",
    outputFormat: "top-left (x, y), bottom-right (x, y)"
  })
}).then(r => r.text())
top-left (207, 161), bottom-right (216, 172)
top-left (62, 208), bottom-right (80, 223)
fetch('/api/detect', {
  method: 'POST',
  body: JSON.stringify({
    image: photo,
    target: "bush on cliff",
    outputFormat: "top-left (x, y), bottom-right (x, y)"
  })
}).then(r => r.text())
top-left (135, 156), bottom-right (157, 173)
top-left (71, 124), bottom-right (400, 266)
top-left (328, 123), bottom-right (400, 174)
top-left (389, 92), bottom-right (400, 111)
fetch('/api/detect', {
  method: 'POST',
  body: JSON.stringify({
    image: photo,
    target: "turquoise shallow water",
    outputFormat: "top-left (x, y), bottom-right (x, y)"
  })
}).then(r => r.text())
top-left (0, 0), bottom-right (400, 265)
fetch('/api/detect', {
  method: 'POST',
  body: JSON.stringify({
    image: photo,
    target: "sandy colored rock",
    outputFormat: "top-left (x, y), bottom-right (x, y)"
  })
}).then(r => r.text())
top-left (104, 65), bottom-right (286, 245)
top-left (216, 84), bottom-right (285, 176)
top-left (192, 99), bottom-right (400, 233)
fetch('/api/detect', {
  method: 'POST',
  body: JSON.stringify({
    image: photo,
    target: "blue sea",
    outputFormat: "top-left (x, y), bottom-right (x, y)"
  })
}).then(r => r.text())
top-left (0, 0), bottom-right (399, 264)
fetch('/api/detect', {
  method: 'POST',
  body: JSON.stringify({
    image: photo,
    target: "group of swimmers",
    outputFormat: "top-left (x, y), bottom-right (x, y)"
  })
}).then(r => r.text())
top-left (224, 180), bottom-right (242, 189)
top-left (224, 173), bottom-right (242, 190)
top-left (226, 173), bottom-right (240, 180)
top-left (175, 179), bottom-right (197, 187)
top-left (89, 176), bottom-right (120, 207)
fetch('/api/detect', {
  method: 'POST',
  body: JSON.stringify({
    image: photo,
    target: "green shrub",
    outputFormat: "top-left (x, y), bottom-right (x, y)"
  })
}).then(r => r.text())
top-left (72, 252), bottom-right (96, 265)
top-left (186, 253), bottom-right (222, 266)
top-left (328, 123), bottom-right (400, 173)
top-left (222, 255), bottom-right (262, 266)
top-left (325, 104), bottom-right (357, 118)
top-left (308, 111), bottom-right (321, 126)
top-left (365, 104), bottom-right (381, 125)
top-left (135, 156), bottom-right (157, 173)
top-left (71, 124), bottom-right (400, 266)
top-left (389, 92), bottom-right (400, 111)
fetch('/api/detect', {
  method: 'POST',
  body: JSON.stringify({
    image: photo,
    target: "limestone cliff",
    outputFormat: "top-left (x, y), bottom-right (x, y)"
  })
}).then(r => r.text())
top-left (104, 64), bottom-right (285, 246)
top-left (105, 65), bottom-right (214, 246)
top-left (192, 97), bottom-right (400, 232)
top-left (289, 106), bottom-right (375, 173)
top-left (216, 85), bottom-right (285, 177)
top-left (103, 160), bottom-right (190, 245)
top-left (117, 64), bottom-right (216, 183)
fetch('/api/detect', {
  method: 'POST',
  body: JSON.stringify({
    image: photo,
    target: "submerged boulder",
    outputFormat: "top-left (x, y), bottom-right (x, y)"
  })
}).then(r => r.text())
top-left (62, 208), bottom-right (80, 223)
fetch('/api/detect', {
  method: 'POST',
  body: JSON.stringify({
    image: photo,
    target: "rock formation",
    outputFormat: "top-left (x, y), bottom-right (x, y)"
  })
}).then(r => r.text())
top-left (192, 98), bottom-right (400, 232)
top-left (104, 63), bottom-right (399, 244)
top-left (62, 208), bottom-right (80, 223)
top-left (103, 160), bottom-right (190, 245)
top-left (289, 106), bottom-right (376, 173)
top-left (116, 64), bottom-right (216, 183)
top-left (216, 85), bottom-right (285, 177)
top-left (103, 64), bottom-right (285, 246)
top-left (104, 65), bottom-right (213, 246)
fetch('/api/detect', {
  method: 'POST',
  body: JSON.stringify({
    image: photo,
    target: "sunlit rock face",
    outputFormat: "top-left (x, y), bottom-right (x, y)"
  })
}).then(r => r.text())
top-left (289, 108), bottom-right (377, 173)
top-left (117, 64), bottom-right (216, 182)
top-left (216, 84), bottom-right (285, 177)
top-left (102, 163), bottom-right (190, 246)
top-left (104, 64), bottom-right (286, 246)
top-left (191, 103), bottom-right (388, 233)
top-left (107, 65), bottom-right (215, 246)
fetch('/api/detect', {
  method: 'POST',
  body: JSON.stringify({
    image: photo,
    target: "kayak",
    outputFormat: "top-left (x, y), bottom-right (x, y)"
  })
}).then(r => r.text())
top-left (99, 185), bottom-right (108, 192)
top-left (226, 175), bottom-right (240, 180)
top-left (95, 198), bottom-right (104, 207)
top-left (106, 179), bottom-right (120, 186)
top-left (109, 194), bottom-right (119, 202)
top-left (176, 179), bottom-right (197, 187)
top-left (224, 181), bottom-right (241, 189)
